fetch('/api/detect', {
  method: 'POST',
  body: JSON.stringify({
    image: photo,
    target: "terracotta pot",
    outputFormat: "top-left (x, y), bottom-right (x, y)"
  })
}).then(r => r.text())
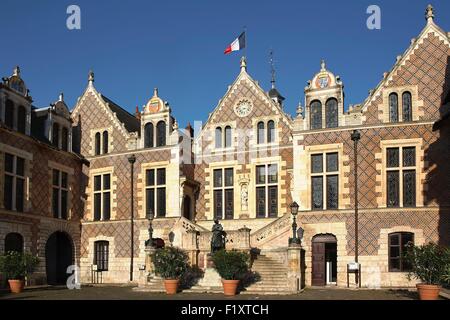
top-left (164, 279), bottom-right (179, 295)
top-left (8, 280), bottom-right (25, 294)
top-left (222, 279), bottom-right (240, 296)
top-left (416, 283), bottom-right (441, 300)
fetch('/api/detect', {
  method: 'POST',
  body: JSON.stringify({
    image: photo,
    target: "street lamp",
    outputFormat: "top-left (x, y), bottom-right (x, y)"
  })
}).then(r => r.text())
top-left (289, 201), bottom-right (301, 246)
top-left (127, 154), bottom-right (136, 282)
top-left (146, 209), bottom-right (155, 248)
top-left (350, 130), bottom-right (361, 286)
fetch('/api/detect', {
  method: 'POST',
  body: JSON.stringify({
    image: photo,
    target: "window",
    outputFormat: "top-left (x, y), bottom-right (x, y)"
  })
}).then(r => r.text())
top-left (52, 123), bottom-right (59, 148)
top-left (94, 241), bottom-right (109, 271)
top-left (144, 122), bottom-right (154, 148)
top-left (325, 98), bottom-right (338, 128)
top-left (267, 120), bottom-right (275, 143)
top-left (145, 168), bottom-right (166, 218)
top-left (386, 147), bottom-right (416, 207)
top-left (213, 168), bottom-right (234, 219)
top-left (17, 106), bottom-right (26, 134)
top-left (388, 232), bottom-right (414, 272)
top-left (156, 121), bottom-right (166, 147)
top-left (52, 169), bottom-right (69, 219)
top-left (310, 100), bottom-right (322, 129)
top-left (402, 92), bottom-right (412, 122)
top-left (224, 126), bottom-right (232, 148)
top-left (215, 127), bottom-right (222, 148)
top-left (61, 127), bottom-right (69, 151)
top-left (5, 233), bottom-right (24, 253)
top-left (311, 152), bottom-right (338, 210)
top-left (5, 100), bottom-right (14, 128)
top-left (389, 93), bottom-right (398, 122)
top-left (93, 174), bottom-right (111, 221)
top-left (95, 132), bottom-right (101, 155)
top-left (4, 153), bottom-right (25, 212)
top-left (256, 164), bottom-right (278, 218)
top-left (102, 131), bottom-right (109, 154)
top-left (257, 122), bottom-right (265, 144)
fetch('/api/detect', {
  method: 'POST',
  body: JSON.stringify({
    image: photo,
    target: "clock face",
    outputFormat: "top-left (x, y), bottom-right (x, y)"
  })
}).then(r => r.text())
top-left (234, 100), bottom-right (253, 117)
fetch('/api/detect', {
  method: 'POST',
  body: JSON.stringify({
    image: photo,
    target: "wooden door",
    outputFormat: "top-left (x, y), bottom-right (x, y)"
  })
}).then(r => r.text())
top-left (312, 242), bottom-right (326, 286)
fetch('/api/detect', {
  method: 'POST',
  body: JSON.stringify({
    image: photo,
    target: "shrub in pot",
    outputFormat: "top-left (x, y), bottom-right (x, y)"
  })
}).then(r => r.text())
top-left (0, 251), bottom-right (39, 293)
top-left (403, 242), bottom-right (450, 300)
top-left (153, 246), bottom-right (189, 294)
top-left (212, 249), bottom-right (249, 296)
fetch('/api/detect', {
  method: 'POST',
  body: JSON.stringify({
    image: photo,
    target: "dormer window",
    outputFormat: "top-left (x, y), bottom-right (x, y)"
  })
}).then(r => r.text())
top-left (215, 127), bottom-right (222, 148)
top-left (94, 130), bottom-right (109, 155)
top-left (52, 123), bottom-right (60, 148)
top-left (102, 131), bottom-right (109, 154)
top-left (267, 120), bottom-right (275, 143)
top-left (257, 122), bottom-right (265, 144)
top-left (17, 106), bottom-right (26, 134)
top-left (156, 121), bottom-right (166, 147)
top-left (224, 126), bottom-right (232, 148)
top-left (310, 100), bottom-right (322, 129)
top-left (144, 123), bottom-right (154, 148)
top-left (5, 100), bottom-right (14, 128)
top-left (325, 98), bottom-right (338, 128)
top-left (389, 93), bottom-right (399, 122)
top-left (402, 92), bottom-right (412, 122)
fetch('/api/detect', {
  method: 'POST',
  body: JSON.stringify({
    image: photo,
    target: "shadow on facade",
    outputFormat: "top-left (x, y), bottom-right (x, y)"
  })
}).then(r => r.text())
top-left (426, 55), bottom-right (450, 247)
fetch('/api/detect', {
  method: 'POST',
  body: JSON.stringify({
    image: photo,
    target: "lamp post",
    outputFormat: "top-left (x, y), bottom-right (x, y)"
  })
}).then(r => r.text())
top-left (289, 201), bottom-right (300, 246)
top-left (146, 209), bottom-right (155, 248)
top-left (128, 154), bottom-right (136, 282)
top-left (350, 130), bottom-right (361, 285)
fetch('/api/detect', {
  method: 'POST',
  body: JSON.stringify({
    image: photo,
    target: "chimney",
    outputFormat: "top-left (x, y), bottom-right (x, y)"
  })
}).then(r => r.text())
top-left (135, 106), bottom-right (141, 120)
top-left (185, 122), bottom-right (194, 138)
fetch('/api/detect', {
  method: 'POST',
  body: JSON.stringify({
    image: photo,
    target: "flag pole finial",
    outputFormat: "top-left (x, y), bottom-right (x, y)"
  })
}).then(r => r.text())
top-left (270, 49), bottom-right (276, 89)
top-left (240, 56), bottom-right (247, 72)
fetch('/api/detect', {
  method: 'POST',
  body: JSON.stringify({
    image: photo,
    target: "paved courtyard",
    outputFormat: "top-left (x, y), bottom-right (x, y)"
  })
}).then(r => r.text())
top-left (0, 285), bottom-right (424, 300)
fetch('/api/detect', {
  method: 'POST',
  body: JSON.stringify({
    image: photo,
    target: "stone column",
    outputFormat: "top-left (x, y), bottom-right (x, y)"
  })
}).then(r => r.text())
top-left (237, 226), bottom-right (251, 251)
top-left (184, 229), bottom-right (199, 267)
top-left (287, 244), bottom-right (303, 292)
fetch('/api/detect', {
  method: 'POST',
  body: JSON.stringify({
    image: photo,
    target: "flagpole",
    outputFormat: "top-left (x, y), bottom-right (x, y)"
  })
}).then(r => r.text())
top-left (244, 25), bottom-right (247, 61)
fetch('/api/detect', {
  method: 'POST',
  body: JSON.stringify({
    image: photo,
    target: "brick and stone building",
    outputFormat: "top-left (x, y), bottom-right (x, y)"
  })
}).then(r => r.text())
top-left (1, 5), bottom-right (449, 290)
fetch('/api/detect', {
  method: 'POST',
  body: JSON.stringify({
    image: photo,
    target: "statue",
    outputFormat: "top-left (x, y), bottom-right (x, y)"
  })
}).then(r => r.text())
top-left (241, 184), bottom-right (248, 211)
top-left (210, 219), bottom-right (226, 253)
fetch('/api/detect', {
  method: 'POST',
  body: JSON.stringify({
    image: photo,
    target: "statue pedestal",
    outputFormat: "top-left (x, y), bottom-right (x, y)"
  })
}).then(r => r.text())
top-left (187, 253), bottom-right (222, 293)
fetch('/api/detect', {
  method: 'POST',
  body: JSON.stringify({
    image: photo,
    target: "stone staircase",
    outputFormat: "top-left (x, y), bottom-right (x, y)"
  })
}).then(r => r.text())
top-left (242, 254), bottom-right (293, 294)
top-left (133, 275), bottom-right (165, 293)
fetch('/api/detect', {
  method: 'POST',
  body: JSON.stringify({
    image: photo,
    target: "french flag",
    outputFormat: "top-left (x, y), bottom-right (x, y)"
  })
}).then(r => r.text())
top-left (224, 32), bottom-right (246, 54)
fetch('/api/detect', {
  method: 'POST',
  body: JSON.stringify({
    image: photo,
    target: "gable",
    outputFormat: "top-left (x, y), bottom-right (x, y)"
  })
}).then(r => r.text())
top-left (195, 70), bottom-right (293, 152)
top-left (361, 22), bottom-right (450, 124)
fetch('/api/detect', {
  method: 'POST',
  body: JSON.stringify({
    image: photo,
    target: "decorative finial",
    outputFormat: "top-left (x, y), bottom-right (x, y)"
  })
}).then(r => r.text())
top-left (59, 92), bottom-right (64, 102)
top-left (320, 59), bottom-right (326, 71)
top-left (88, 70), bottom-right (94, 85)
top-left (426, 4), bottom-right (434, 22)
top-left (13, 66), bottom-right (20, 77)
top-left (296, 102), bottom-right (304, 117)
top-left (269, 49), bottom-right (276, 89)
top-left (153, 87), bottom-right (159, 97)
top-left (173, 119), bottom-right (179, 130)
top-left (240, 56), bottom-right (247, 72)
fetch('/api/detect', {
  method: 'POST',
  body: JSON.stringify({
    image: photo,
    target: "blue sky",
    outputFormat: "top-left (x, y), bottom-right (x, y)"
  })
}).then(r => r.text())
top-left (1, 0), bottom-right (449, 127)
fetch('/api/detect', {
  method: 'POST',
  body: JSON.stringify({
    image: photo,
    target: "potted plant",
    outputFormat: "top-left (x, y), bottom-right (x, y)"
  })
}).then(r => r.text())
top-left (212, 249), bottom-right (249, 296)
top-left (153, 246), bottom-right (189, 295)
top-left (403, 242), bottom-right (450, 300)
top-left (0, 251), bottom-right (39, 293)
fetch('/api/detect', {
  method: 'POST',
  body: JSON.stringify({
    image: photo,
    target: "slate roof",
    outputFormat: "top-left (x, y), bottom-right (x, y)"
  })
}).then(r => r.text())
top-left (101, 95), bottom-right (140, 133)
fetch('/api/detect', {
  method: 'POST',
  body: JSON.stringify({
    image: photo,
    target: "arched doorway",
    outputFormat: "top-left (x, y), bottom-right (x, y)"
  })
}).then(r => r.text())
top-left (311, 234), bottom-right (337, 286)
top-left (45, 232), bottom-right (73, 285)
top-left (5, 233), bottom-right (24, 253)
top-left (183, 195), bottom-right (192, 220)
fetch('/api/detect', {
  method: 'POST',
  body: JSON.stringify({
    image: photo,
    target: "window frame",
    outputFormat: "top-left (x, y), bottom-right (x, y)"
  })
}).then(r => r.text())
top-left (325, 98), bottom-right (338, 128)
top-left (310, 152), bottom-right (339, 211)
top-left (52, 169), bottom-right (69, 219)
top-left (213, 167), bottom-right (234, 220)
top-left (310, 100), bottom-right (322, 130)
top-left (92, 173), bottom-right (112, 221)
top-left (94, 240), bottom-right (109, 272)
top-left (156, 121), bottom-right (166, 147)
top-left (3, 153), bottom-right (26, 212)
top-left (388, 232), bottom-right (414, 272)
top-left (386, 146), bottom-right (417, 208)
top-left (145, 167), bottom-right (167, 218)
top-left (255, 163), bottom-right (278, 218)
